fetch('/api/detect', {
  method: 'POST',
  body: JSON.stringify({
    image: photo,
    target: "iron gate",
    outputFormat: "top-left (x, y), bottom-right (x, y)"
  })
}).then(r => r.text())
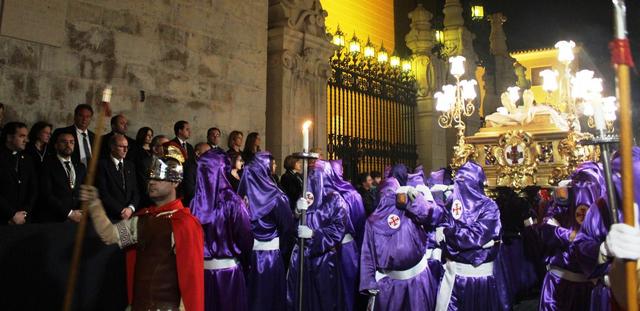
top-left (327, 48), bottom-right (418, 182)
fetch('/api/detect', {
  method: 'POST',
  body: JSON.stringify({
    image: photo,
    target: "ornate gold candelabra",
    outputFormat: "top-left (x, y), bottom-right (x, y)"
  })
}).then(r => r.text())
top-left (435, 56), bottom-right (478, 170)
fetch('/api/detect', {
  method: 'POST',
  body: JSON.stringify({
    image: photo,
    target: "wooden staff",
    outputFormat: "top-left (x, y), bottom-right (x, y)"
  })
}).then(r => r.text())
top-left (62, 86), bottom-right (112, 311)
top-left (611, 1), bottom-right (638, 310)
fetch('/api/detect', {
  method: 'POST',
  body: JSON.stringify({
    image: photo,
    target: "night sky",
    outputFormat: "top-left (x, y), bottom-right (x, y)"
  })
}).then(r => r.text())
top-left (486, 0), bottom-right (640, 97)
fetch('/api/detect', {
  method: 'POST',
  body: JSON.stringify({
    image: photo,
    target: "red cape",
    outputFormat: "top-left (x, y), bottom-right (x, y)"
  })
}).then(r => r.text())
top-left (125, 199), bottom-right (204, 311)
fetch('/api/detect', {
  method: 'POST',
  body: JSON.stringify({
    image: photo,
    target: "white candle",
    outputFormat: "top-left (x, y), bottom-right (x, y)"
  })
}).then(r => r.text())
top-left (302, 120), bottom-right (312, 152)
top-left (102, 85), bottom-right (112, 103)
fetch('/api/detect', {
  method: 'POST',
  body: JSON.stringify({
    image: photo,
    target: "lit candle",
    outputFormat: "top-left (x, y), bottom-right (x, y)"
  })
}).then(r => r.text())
top-left (102, 85), bottom-right (112, 103)
top-left (302, 120), bottom-right (312, 152)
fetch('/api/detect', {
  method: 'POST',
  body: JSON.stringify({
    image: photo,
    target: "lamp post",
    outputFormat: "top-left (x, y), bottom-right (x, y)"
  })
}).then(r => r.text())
top-left (435, 55), bottom-right (478, 169)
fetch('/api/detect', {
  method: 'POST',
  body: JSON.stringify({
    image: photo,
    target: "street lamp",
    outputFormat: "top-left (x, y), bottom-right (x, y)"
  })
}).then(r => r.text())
top-left (435, 56), bottom-right (478, 168)
top-left (390, 51), bottom-right (401, 68)
top-left (471, 5), bottom-right (484, 21)
top-left (363, 37), bottom-right (375, 59)
top-left (377, 43), bottom-right (388, 63)
top-left (332, 26), bottom-right (345, 47)
top-left (349, 33), bottom-right (361, 55)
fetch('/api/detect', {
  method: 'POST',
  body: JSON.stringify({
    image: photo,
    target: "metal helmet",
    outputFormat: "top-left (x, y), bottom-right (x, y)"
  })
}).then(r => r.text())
top-left (148, 141), bottom-right (185, 183)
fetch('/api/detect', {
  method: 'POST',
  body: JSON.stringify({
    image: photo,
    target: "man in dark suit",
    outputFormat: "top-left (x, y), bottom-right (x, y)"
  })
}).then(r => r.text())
top-left (206, 127), bottom-right (222, 150)
top-left (0, 122), bottom-right (38, 225)
top-left (38, 132), bottom-right (87, 223)
top-left (52, 104), bottom-right (95, 167)
top-left (99, 114), bottom-right (138, 161)
top-left (172, 120), bottom-right (196, 206)
top-left (96, 134), bottom-right (139, 221)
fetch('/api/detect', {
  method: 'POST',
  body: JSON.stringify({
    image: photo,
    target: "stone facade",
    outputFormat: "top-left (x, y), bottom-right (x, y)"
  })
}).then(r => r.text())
top-left (0, 0), bottom-right (268, 144)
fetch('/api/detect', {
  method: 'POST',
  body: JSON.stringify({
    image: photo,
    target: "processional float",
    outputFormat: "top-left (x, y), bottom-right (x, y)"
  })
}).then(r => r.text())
top-left (433, 1), bottom-right (637, 308)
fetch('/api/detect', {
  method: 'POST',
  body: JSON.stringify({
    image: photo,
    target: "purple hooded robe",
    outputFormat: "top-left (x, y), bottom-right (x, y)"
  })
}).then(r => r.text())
top-left (191, 149), bottom-right (254, 311)
top-left (360, 164), bottom-right (443, 311)
top-left (238, 152), bottom-right (294, 311)
top-left (537, 162), bottom-right (605, 311)
top-left (286, 160), bottom-right (347, 311)
top-left (326, 160), bottom-right (366, 311)
top-left (434, 161), bottom-right (502, 311)
top-left (572, 148), bottom-right (640, 311)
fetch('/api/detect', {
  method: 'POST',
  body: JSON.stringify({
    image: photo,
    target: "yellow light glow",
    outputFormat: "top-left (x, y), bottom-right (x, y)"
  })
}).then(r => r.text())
top-left (363, 38), bottom-right (375, 58)
top-left (390, 55), bottom-right (400, 67)
top-left (471, 5), bottom-right (484, 20)
top-left (303, 120), bottom-right (312, 130)
top-left (332, 31), bottom-right (345, 47)
top-left (435, 30), bottom-right (444, 44)
top-left (401, 60), bottom-right (412, 72)
top-left (349, 34), bottom-right (361, 54)
top-left (323, 0), bottom-right (395, 53)
top-left (377, 50), bottom-right (388, 63)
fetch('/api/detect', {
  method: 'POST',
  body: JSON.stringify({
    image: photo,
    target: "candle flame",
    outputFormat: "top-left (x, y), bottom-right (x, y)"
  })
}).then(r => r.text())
top-left (302, 120), bottom-right (312, 130)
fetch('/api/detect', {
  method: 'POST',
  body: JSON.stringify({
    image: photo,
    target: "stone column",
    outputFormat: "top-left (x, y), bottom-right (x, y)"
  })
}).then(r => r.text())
top-left (266, 0), bottom-right (335, 172)
top-left (442, 0), bottom-right (481, 161)
top-left (405, 4), bottom-right (448, 171)
top-left (486, 13), bottom-right (517, 115)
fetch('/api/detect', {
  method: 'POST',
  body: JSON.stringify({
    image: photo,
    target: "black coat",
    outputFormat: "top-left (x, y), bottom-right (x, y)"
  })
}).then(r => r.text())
top-left (172, 137), bottom-right (196, 206)
top-left (280, 170), bottom-right (303, 213)
top-left (96, 158), bottom-right (139, 221)
top-left (0, 146), bottom-right (38, 223)
top-left (37, 157), bottom-right (86, 223)
top-left (25, 142), bottom-right (53, 173)
top-left (52, 126), bottom-right (95, 165)
top-left (99, 132), bottom-right (139, 162)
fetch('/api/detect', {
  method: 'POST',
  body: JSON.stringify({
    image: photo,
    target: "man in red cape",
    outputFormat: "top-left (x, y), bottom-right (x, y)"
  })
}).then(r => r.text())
top-left (81, 142), bottom-right (204, 311)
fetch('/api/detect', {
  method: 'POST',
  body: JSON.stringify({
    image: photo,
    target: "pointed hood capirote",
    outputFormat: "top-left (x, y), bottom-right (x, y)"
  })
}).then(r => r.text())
top-left (449, 161), bottom-right (492, 225)
top-left (190, 149), bottom-right (236, 224)
top-left (238, 151), bottom-right (288, 221)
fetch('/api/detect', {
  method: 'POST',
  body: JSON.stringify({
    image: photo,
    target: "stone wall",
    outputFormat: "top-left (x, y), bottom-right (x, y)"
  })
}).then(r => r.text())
top-left (0, 0), bottom-right (268, 144)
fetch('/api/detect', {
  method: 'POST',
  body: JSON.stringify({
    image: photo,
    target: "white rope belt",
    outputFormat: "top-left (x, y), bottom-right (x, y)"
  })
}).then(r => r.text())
top-left (375, 253), bottom-right (429, 282)
top-left (342, 233), bottom-right (354, 244)
top-left (253, 237), bottom-right (280, 251)
top-left (426, 248), bottom-right (442, 262)
top-left (204, 258), bottom-right (239, 270)
top-left (548, 265), bottom-right (594, 283)
top-left (436, 260), bottom-right (495, 311)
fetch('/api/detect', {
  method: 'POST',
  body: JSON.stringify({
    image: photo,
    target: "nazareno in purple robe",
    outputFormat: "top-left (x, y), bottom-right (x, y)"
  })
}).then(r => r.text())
top-left (536, 161), bottom-right (605, 311)
top-left (572, 148), bottom-right (640, 311)
top-left (191, 149), bottom-right (254, 311)
top-left (412, 166), bottom-right (447, 283)
top-left (286, 160), bottom-right (347, 311)
top-left (326, 160), bottom-right (366, 311)
top-left (238, 151), bottom-right (294, 311)
top-left (435, 161), bottom-right (503, 311)
top-left (360, 164), bottom-right (443, 311)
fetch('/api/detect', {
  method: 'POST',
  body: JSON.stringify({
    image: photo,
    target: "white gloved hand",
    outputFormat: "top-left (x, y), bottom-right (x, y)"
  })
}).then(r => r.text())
top-left (600, 223), bottom-right (640, 260)
top-left (415, 184), bottom-right (434, 202)
top-left (430, 184), bottom-right (449, 192)
top-left (435, 227), bottom-right (445, 243)
top-left (367, 289), bottom-right (379, 296)
top-left (296, 197), bottom-right (309, 213)
top-left (298, 225), bottom-right (314, 239)
top-left (406, 187), bottom-right (419, 202)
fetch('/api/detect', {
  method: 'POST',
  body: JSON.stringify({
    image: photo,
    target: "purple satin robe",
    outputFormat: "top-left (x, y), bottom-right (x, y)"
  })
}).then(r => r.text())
top-left (360, 177), bottom-right (442, 311)
top-left (537, 162), bottom-right (605, 311)
top-left (327, 160), bottom-right (366, 311)
top-left (286, 162), bottom-right (347, 311)
top-left (436, 161), bottom-right (503, 311)
top-left (238, 152), bottom-right (294, 311)
top-left (191, 150), bottom-right (254, 311)
top-left (572, 149), bottom-right (640, 311)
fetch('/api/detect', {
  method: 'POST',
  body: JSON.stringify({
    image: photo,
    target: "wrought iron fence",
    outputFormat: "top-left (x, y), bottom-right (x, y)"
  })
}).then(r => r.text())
top-left (327, 48), bottom-right (418, 182)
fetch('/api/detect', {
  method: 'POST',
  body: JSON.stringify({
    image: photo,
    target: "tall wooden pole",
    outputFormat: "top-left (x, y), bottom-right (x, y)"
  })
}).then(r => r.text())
top-left (62, 87), bottom-right (112, 311)
top-left (611, 1), bottom-right (638, 310)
